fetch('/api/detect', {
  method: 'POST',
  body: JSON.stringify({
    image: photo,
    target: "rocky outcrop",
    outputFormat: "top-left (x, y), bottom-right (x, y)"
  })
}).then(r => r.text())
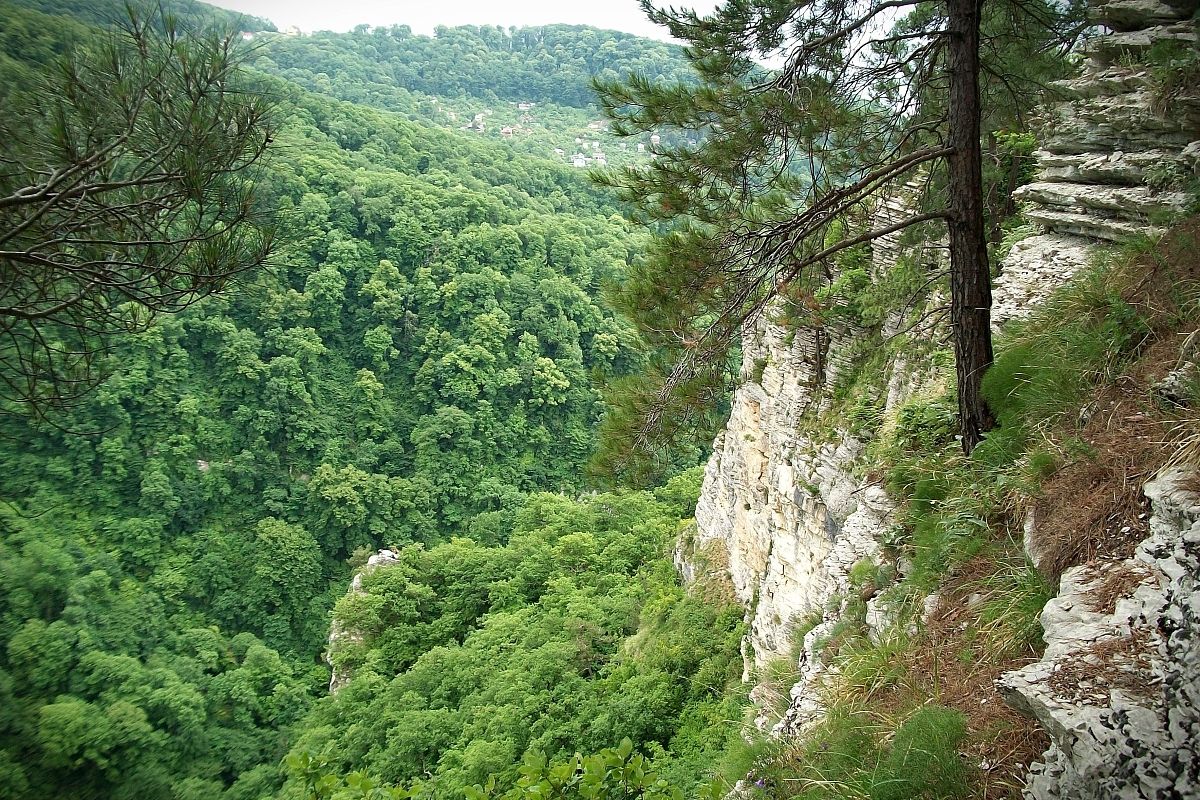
top-left (989, 4), bottom-right (1200, 794)
top-left (993, 234), bottom-right (1098, 325)
top-left (992, 0), bottom-right (1199, 325)
top-left (692, 312), bottom-right (892, 669)
top-left (690, 0), bottom-right (1199, 768)
top-left (998, 468), bottom-right (1200, 799)
top-left (687, 178), bottom-right (941, 728)
top-left (325, 548), bottom-right (400, 694)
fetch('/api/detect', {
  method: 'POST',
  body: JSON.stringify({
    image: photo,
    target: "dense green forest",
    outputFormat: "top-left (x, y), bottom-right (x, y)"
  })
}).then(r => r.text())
top-left (6, 0), bottom-right (1189, 798)
top-left (257, 23), bottom-right (692, 108)
top-left (7, 0), bottom-right (275, 30)
top-left (248, 24), bottom-right (694, 169)
top-left (0, 2), bottom-right (740, 798)
top-left (301, 481), bottom-right (743, 798)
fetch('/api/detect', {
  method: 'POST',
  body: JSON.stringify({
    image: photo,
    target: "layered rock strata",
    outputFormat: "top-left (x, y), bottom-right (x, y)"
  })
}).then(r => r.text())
top-left (691, 311), bottom-right (892, 669)
top-left (992, 0), bottom-right (1199, 325)
top-left (998, 468), bottom-right (1200, 799)
top-left (681, 0), bottom-right (1199, 764)
top-left (686, 177), bottom-right (949, 736)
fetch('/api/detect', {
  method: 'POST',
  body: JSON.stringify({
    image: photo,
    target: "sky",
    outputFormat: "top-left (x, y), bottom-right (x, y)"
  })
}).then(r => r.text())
top-left (204, 0), bottom-right (716, 41)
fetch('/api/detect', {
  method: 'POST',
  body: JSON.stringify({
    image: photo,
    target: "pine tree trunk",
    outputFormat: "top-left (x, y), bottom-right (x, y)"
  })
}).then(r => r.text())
top-left (946, 0), bottom-right (995, 454)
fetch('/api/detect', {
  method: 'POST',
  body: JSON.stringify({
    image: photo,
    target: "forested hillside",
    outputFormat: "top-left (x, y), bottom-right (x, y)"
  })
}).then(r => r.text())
top-left (11, 0), bottom-right (275, 30)
top-left (6, 0), bottom-right (1189, 798)
top-left (248, 24), bottom-right (694, 169)
top-left (258, 24), bottom-right (691, 108)
top-left (0, 2), bottom-right (740, 798)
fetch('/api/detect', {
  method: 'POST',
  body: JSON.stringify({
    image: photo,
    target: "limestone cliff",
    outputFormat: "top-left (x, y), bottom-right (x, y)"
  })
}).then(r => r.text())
top-left (686, 0), bottom-right (1199, 786)
top-left (325, 548), bottom-right (400, 694)
top-left (690, 312), bottom-right (891, 670)
top-left (998, 468), bottom-right (1200, 799)
top-left (685, 174), bottom-right (949, 677)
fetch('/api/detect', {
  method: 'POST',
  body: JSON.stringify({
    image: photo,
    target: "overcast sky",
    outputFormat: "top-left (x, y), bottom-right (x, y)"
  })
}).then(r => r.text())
top-left (204, 0), bottom-right (716, 41)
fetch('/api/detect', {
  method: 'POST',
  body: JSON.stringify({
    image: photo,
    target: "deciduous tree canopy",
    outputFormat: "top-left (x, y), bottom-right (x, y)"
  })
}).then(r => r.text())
top-left (0, 4), bottom-right (731, 798)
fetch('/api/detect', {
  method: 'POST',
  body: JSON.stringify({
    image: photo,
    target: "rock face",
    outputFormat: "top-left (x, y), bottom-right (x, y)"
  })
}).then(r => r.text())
top-left (684, 0), bottom-right (1199, 770)
top-left (993, 234), bottom-right (1097, 325)
top-left (687, 182), bottom-right (941, 675)
top-left (998, 468), bottom-right (1200, 799)
top-left (326, 549), bottom-right (400, 694)
top-left (692, 312), bottom-right (892, 669)
top-left (687, 179), bottom-right (943, 732)
top-left (992, 0), bottom-right (1199, 325)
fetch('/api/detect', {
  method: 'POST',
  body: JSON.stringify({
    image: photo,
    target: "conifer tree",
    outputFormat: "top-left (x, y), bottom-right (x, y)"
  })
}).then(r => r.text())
top-left (0, 6), bottom-right (276, 412)
top-left (596, 0), bottom-right (1078, 463)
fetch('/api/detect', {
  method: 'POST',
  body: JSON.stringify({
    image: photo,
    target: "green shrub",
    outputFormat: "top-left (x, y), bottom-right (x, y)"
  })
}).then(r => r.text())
top-left (791, 707), bottom-right (884, 800)
top-left (976, 560), bottom-right (1054, 659)
top-left (871, 707), bottom-right (971, 800)
top-left (845, 391), bottom-right (886, 437)
top-left (893, 397), bottom-right (958, 453)
top-left (1147, 38), bottom-right (1200, 116)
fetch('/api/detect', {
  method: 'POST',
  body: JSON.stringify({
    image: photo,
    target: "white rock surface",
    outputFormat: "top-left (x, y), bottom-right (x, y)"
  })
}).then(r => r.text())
top-left (993, 0), bottom-right (1199, 315)
top-left (1090, 0), bottom-right (1192, 29)
top-left (1037, 148), bottom-right (1187, 184)
top-left (770, 618), bottom-right (840, 736)
top-left (998, 468), bottom-right (1200, 799)
top-left (994, 234), bottom-right (1097, 325)
top-left (1017, 181), bottom-right (1192, 228)
top-left (693, 311), bottom-right (892, 667)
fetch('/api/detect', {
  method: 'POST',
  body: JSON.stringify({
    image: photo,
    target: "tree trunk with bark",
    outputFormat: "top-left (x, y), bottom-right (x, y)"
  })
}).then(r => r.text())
top-left (946, 0), bottom-right (996, 453)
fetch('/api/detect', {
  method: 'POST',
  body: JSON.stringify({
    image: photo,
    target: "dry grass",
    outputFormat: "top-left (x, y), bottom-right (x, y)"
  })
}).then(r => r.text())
top-left (1045, 629), bottom-right (1160, 705)
top-left (1026, 219), bottom-right (1200, 582)
top-left (908, 558), bottom-right (1050, 800)
top-left (1082, 559), bottom-right (1153, 614)
top-left (1030, 393), bottom-right (1164, 581)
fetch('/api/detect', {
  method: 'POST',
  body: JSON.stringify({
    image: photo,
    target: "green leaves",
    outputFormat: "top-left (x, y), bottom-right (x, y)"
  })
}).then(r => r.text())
top-left (465, 740), bottom-right (685, 800)
top-left (288, 750), bottom-right (417, 799)
top-left (286, 485), bottom-right (743, 800)
top-left (0, 1), bottom-right (277, 411)
top-left (0, 6), bottom-right (738, 800)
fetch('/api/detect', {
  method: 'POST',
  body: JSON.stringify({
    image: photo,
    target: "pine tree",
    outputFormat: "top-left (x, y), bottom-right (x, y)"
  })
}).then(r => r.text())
top-left (595, 0), bottom-right (1079, 461)
top-left (0, 6), bottom-right (276, 412)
